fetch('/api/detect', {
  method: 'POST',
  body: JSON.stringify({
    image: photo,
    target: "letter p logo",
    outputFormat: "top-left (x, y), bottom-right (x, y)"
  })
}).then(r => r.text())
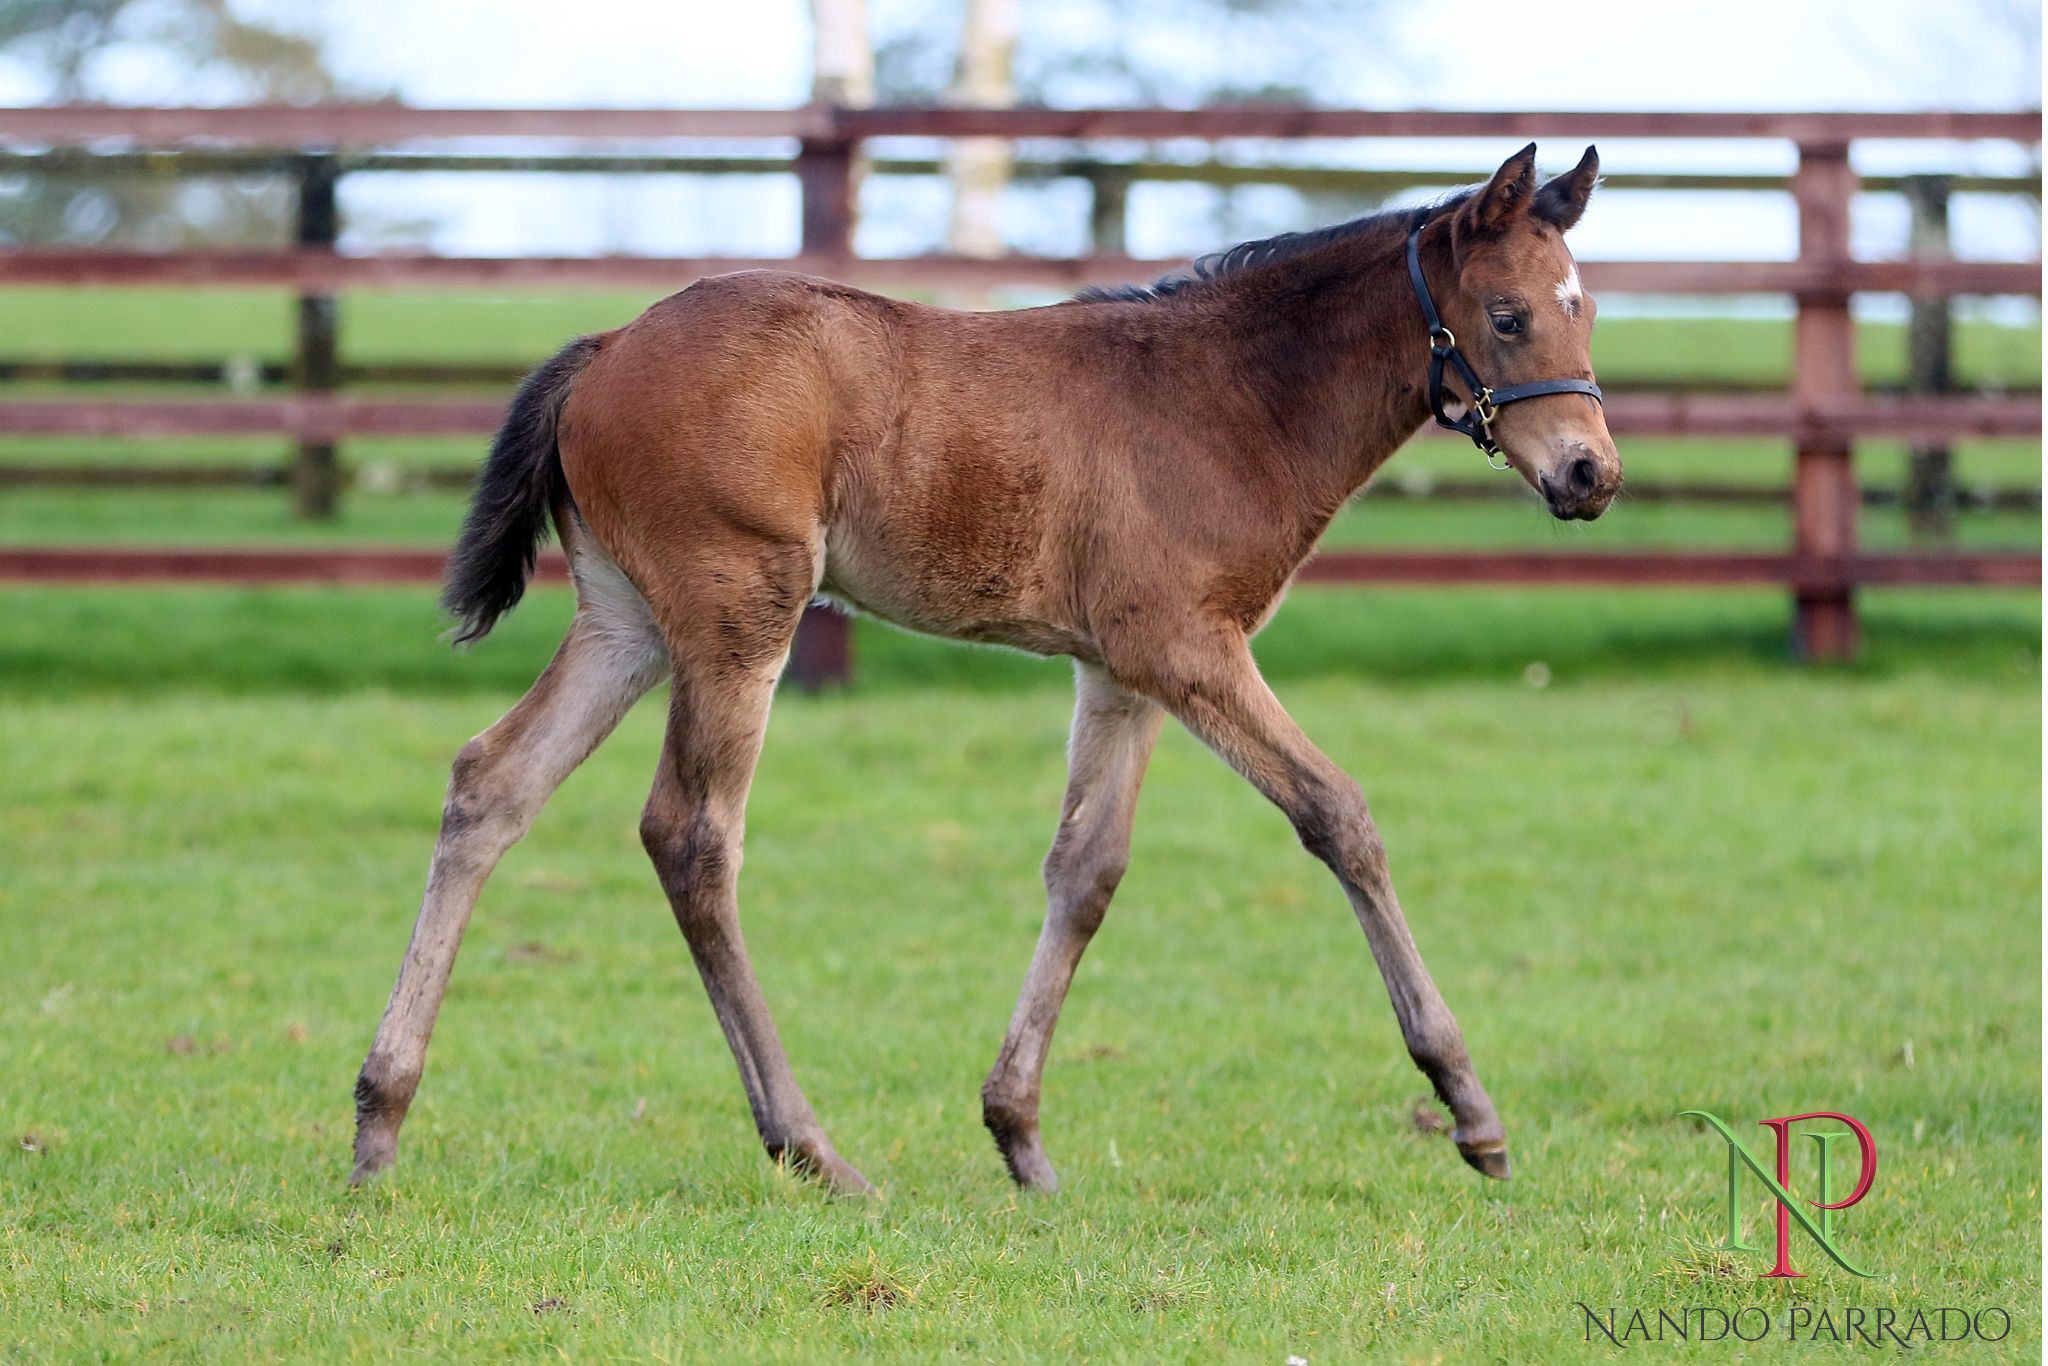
top-left (1679, 1109), bottom-right (1877, 1278)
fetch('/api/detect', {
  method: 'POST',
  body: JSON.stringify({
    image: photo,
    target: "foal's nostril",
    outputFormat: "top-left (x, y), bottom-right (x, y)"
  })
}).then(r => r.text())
top-left (1566, 456), bottom-right (1599, 500)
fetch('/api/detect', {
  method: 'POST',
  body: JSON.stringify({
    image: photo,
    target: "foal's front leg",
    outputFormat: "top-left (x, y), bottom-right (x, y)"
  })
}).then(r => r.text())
top-left (1129, 633), bottom-right (1509, 1177)
top-left (983, 663), bottom-right (1162, 1190)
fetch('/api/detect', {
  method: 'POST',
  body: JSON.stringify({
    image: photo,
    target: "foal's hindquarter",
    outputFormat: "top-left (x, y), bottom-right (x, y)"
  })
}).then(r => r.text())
top-left (352, 246), bottom-right (1521, 1190)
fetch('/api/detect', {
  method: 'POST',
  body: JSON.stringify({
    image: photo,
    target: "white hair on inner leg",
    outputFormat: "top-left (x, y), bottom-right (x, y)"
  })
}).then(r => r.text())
top-left (567, 520), bottom-right (668, 677)
top-left (1554, 261), bottom-right (1583, 318)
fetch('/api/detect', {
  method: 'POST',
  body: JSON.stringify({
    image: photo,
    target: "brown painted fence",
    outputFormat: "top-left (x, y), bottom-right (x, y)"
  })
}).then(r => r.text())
top-left (0, 104), bottom-right (2041, 676)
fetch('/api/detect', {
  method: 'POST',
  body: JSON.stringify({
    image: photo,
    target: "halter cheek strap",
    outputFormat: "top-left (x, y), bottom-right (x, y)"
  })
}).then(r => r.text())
top-left (1405, 225), bottom-right (1603, 468)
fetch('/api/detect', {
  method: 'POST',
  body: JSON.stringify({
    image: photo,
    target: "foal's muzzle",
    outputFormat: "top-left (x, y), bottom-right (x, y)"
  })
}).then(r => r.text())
top-left (1538, 446), bottom-right (1621, 521)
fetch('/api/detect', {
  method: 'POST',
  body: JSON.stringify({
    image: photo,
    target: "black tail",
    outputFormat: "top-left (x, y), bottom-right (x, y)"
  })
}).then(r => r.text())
top-left (442, 335), bottom-right (602, 645)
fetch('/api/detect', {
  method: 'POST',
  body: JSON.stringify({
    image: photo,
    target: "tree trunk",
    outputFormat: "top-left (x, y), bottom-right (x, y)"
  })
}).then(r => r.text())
top-left (809, 0), bottom-right (874, 106)
top-left (944, 0), bottom-right (1019, 274)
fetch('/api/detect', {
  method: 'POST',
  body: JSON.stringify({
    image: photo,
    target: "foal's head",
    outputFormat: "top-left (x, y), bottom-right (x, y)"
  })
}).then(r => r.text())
top-left (1439, 144), bottom-right (1621, 520)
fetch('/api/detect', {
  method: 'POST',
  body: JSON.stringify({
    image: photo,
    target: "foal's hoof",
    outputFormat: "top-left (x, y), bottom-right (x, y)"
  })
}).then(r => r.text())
top-left (1455, 1137), bottom-right (1512, 1180)
top-left (818, 1158), bottom-right (877, 1197)
top-left (998, 1140), bottom-right (1061, 1194)
top-left (349, 1120), bottom-right (399, 1187)
top-left (778, 1138), bottom-right (876, 1196)
top-left (986, 1113), bottom-right (1060, 1192)
top-left (348, 1139), bottom-right (395, 1188)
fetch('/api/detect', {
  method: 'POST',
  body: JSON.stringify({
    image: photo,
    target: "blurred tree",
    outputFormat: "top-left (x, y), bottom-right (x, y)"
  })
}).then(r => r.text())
top-left (0, 0), bottom-right (340, 102)
top-left (810, 0), bottom-right (875, 105)
top-left (944, 0), bottom-right (1016, 258)
top-left (873, 0), bottom-right (1383, 108)
top-left (872, 0), bottom-right (1394, 257)
top-left (0, 0), bottom-right (365, 246)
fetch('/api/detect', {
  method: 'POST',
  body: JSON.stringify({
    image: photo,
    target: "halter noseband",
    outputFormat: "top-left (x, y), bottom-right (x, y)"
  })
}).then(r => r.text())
top-left (1405, 225), bottom-right (1604, 470)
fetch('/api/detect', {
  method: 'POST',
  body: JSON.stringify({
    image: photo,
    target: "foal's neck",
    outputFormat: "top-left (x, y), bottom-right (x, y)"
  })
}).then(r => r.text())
top-left (1213, 225), bottom-right (1440, 516)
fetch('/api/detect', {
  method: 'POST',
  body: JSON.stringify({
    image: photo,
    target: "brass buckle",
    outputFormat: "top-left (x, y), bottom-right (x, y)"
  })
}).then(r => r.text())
top-left (1471, 388), bottom-right (1509, 468)
top-left (1471, 387), bottom-right (1499, 428)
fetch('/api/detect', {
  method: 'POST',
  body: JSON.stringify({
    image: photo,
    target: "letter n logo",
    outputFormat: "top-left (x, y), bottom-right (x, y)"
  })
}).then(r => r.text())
top-left (1679, 1109), bottom-right (1877, 1278)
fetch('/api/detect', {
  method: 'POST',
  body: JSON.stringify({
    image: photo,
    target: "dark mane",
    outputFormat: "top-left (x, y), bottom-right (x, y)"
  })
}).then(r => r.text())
top-left (1073, 187), bottom-right (1476, 305)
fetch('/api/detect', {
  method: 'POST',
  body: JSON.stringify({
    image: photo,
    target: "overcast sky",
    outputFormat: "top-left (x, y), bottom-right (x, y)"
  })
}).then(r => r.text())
top-left (286, 0), bottom-right (2036, 113)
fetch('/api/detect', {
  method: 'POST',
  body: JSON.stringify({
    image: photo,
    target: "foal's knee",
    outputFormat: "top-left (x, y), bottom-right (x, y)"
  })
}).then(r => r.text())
top-left (1042, 834), bottom-right (1128, 935)
top-left (639, 804), bottom-right (734, 929)
top-left (1288, 773), bottom-right (1387, 881)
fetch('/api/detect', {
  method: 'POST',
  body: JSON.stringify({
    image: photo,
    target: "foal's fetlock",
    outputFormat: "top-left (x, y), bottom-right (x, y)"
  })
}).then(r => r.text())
top-left (765, 1131), bottom-right (875, 1196)
top-left (349, 1059), bottom-right (418, 1185)
top-left (1406, 1048), bottom-right (1510, 1179)
top-left (1449, 1095), bottom-right (1511, 1179)
top-left (982, 1090), bottom-right (1059, 1192)
top-left (1434, 1083), bottom-right (1510, 1180)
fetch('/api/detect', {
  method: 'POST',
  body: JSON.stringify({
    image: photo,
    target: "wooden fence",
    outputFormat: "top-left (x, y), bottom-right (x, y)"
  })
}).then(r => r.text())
top-left (0, 104), bottom-right (2040, 677)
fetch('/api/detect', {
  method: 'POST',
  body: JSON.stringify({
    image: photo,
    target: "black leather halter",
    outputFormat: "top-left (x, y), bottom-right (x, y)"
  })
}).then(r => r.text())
top-left (1405, 224), bottom-right (1603, 468)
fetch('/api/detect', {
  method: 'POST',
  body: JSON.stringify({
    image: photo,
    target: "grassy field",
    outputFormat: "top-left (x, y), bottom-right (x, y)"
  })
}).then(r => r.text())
top-left (1, 284), bottom-right (2040, 1358)
top-left (1, 581), bottom-right (2040, 1362)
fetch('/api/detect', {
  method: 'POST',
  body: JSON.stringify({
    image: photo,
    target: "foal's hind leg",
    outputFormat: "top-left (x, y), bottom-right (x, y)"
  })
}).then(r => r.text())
top-left (1118, 627), bottom-right (1509, 1178)
top-left (351, 555), bottom-right (664, 1184)
top-left (983, 663), bottom-right (1161, 1191)
top-left (637, 548), bottom-right (871, 1193)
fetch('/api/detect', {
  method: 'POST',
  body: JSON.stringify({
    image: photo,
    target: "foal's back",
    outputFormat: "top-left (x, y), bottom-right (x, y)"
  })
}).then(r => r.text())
top-left (560, 269), bottom-right (1295, 663)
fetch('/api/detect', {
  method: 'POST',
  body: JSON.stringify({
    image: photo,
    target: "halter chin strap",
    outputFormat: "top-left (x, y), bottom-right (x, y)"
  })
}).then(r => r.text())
top-left (1405, 225), bottom-right (1603, 469)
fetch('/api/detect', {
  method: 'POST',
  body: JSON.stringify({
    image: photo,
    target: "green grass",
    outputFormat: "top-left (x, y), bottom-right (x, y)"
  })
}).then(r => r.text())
top-left (2, 584), bottom-right (2039, 697)
top-left (1, 583), bottom-right (2039, 1361)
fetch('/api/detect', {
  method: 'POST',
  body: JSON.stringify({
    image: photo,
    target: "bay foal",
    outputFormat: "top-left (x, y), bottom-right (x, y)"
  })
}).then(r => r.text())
top-left (352, 144), bottom-right (1619, 1193)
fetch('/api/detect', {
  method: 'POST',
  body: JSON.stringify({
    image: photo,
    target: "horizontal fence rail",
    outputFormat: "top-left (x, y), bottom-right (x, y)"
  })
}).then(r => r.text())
top-left (10, 462), bottom-right (2035, 512)
top-left (4, 148), bottom-right (2037, 198)
top-left (1, 249), bottom-right (2036, 297)
top-left (0, 105), bottom-right (2038, 143)
top-left (0, 393), bottom-right (2037, 441)
top-left (1, 103), bottom-right (2040, 675)
top-left (11, 359), bottom-right (2003, 395)
top-left (3, 545), bottom-right (2034, 592)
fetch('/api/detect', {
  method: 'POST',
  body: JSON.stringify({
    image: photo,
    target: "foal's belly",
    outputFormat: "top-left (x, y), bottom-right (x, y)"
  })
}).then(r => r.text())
top-left (817, 518), bottom-right (1093, 660)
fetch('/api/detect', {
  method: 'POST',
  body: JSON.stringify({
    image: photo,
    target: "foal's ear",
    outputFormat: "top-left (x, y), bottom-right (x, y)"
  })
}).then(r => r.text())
top-left (1533, 145), bottom-right (1600, 232)
top-left (1456, 142), bottom-right (1540, 240)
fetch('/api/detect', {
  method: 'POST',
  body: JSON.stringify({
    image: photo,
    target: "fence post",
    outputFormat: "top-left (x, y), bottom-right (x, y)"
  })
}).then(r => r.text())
top-left (786, 129), bottom-right (857, 688)
top-left (1789, 141), bottom-right (1860, 660)
top-left (291, 152), bottom-right (341, 519)
top-left (1901, 173), bottom-right (1955, 539)
top-left (1087, 164), bottom-right (1131, 255)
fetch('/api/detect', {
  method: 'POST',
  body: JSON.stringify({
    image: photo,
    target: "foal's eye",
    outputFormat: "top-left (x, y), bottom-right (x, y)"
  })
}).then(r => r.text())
top-left (1490, 314), bottom-right (1523, 336)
